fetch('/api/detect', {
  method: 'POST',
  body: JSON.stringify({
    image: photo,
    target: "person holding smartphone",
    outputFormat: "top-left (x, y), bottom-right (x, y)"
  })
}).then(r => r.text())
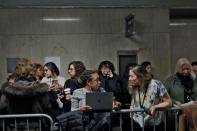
top-left (41, 62), bottom-right (66, 114)
top-left (41, 62), bottom-right (65, 91)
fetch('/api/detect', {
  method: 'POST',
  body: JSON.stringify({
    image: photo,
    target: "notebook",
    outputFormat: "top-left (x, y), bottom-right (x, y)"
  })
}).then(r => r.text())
top-left (86, 92), bottom-right (113, 111)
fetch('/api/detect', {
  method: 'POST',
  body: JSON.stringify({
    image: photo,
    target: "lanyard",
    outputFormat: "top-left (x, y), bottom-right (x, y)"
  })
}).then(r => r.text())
top-left (138, 86), bottom-right (148, 108)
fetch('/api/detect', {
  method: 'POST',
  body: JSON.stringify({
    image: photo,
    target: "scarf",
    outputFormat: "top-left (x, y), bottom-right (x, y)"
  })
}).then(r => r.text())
top-left (176, 72), bottom-right (194, 102)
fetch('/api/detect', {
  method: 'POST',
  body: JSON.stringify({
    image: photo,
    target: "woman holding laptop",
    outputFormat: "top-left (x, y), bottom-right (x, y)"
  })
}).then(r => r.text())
top-left (71, 70), bottom-right (120, 131)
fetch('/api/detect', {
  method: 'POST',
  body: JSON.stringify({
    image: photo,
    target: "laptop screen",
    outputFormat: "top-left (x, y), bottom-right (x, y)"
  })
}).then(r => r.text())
top-left (86, 92), bottom-right (113, 111)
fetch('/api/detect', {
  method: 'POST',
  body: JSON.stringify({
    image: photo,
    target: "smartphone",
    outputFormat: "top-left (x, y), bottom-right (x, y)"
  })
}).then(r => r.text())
top-left (52, 79), bottom-right (58, 85)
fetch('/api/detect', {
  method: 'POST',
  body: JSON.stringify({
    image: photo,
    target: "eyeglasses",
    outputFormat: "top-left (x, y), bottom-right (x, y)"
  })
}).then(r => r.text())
top-left (68, 68), bottom-right (75, 71)
top-left (92, 78), bottom-right (100, 82)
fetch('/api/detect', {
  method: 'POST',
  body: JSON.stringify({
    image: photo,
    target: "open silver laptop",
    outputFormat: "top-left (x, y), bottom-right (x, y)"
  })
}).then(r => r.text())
top-left (86, 92), bottom-right (113, 111)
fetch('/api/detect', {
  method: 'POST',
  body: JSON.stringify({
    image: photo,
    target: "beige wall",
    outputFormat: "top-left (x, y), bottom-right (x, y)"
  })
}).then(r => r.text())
top-left (0, 8), bottom-right (171, 83)
top-left (0, 37), bottom-right (4, 83)
top-left (170, 22), bottom-right (197, 75)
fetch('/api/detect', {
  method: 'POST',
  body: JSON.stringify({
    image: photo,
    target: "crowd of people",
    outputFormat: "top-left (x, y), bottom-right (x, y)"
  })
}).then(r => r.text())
top-left (0, 58), bottom-right (197, 131)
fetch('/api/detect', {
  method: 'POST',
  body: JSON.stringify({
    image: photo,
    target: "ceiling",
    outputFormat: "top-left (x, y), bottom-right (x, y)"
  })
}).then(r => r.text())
top-left (0, 0), bottom-right (197, 8)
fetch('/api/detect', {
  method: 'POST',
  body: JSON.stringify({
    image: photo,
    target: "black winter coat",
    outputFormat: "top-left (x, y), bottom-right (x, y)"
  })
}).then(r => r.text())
top-left (0, 80), bottom-right (52, 114)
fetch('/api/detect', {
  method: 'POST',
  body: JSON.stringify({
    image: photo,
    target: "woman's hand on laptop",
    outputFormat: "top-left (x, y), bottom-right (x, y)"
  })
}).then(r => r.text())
top-left (79, 105), bottom-right (92, 112)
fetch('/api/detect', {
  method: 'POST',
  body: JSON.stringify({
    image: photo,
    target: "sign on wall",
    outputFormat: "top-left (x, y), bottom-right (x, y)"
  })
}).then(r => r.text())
top-left (6, 58), bottom-right (20, 74)
top-left (44, 56), bottom-right (61, 72)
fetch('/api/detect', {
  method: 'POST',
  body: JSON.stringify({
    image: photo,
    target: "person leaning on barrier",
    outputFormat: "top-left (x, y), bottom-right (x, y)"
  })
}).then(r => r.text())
top-left (164, 58), bottom-right (197, 131)
top-left (164, 58), bottom-right (197, 105)
top-left (129, 66), bottom-right (172, 131)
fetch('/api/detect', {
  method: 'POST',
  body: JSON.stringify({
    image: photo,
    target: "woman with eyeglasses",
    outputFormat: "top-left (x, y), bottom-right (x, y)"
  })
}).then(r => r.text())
top-left (41, 62), bottom-right (65, 91)
top-left (62, 61), bottom-right (86, 112)
top-left (64, 61), bottom-right (86, 94)
top-left (41, 62), bottom-right (66, 115)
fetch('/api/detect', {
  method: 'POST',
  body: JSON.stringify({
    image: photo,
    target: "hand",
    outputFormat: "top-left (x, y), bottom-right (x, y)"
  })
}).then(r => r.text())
top-left (66, 95), bottom-right (73, 101)
top-left (175, 101), bottom-right (182, 106)
top-left (79, 105), bottom-right (92, 112)
top-left (149, 105), bottom-right (156, 115)
top-left (107, 70), bottom-right (113, 78)
top-left (113, 98), bottom-right (121, 109)
top-left (58, 94), bottom-right (65, 99)
top-left (49, 84), bottom-right (58, 90)
top-left (193, 100), bottom-right (197, 104)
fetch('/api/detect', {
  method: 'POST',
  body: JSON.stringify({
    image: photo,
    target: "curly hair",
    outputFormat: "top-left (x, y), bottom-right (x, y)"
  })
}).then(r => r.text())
top-left (34, 63), bottom-right (43, 70)
top-left (78, 70), bottom-right (98, 86)
top-left (68, 61), bottom-right (86, 78)
top-left (14, 58), bottom-right (36, 81)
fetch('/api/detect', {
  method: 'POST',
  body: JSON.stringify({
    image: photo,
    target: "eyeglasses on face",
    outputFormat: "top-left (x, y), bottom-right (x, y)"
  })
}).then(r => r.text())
top-left (68, 68), bottom-right (75, 71)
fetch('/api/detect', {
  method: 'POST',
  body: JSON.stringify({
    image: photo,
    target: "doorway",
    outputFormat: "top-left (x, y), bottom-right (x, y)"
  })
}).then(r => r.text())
top-left (117, 51), bottom-right (137, 77)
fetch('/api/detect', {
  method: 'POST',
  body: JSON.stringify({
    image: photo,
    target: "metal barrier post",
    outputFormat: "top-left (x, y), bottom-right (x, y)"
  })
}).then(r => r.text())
top-left (130, 115), bottom-right (133, 131)
top-left (39, 119), bottom-right (42, 131)
top-left (142, 113), bottom-right (144, 131)
top-left (2, 120), bottom-right (5, 131)
top-left (14, 119), bottom-right (17, 131)
top-left (175, 111), bottom-right (178, 131)
top-left (26, 119), bottom-right (29, 130)
top-left (120, 113), bottom-right (122, 131)
top-left (164, 112), bottom-right (167, 131)
top-left (153, 114), bottom-right (155, 131)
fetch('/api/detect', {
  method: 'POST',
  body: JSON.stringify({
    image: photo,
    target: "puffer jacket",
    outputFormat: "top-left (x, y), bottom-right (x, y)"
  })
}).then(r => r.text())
top-left (56, 111), bottom-right (84, 131)
top-left (56, 111), bottom-right (110, 131)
